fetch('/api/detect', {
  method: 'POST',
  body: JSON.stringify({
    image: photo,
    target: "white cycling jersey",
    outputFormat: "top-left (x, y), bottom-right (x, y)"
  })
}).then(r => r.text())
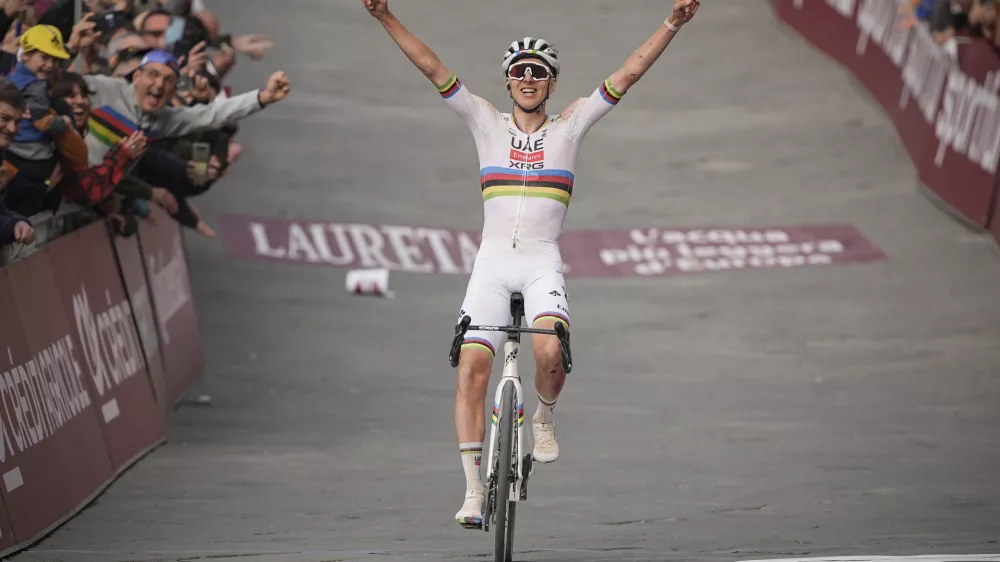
top-left (438, 73), bottom-right (624, 358)
top-left (438, 73), bottom-right (623, 245)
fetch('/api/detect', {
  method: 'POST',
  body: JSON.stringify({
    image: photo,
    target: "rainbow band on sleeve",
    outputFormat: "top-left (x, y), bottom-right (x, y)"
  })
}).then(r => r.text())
top-left (438, 74), bottom-right (463, 99)
top-left (599, 78), bottom-right (624, 105)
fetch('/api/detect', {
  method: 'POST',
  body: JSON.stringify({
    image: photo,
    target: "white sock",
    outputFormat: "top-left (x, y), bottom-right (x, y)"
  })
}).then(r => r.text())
top-left (460, 442), bottom-right (482, 491)
top-left (534, 394), bottom-right (556, 424)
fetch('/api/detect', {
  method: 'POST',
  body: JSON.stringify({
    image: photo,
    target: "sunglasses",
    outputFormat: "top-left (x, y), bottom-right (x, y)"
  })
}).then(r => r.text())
top-left (508, 60), bottom-right (553, 81)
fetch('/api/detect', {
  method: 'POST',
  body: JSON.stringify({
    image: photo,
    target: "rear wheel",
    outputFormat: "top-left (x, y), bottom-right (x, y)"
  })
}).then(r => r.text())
top-left (493, 382), bottom-right (516, 562)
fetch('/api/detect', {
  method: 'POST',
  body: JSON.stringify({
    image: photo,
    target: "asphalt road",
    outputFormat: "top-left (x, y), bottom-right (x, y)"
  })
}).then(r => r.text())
top-left (14, 1), bottom-right (1000, 561)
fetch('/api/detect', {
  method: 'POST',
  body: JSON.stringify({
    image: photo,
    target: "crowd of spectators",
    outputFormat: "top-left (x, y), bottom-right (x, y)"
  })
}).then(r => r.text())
top-left (901, 0), bottom-right (1000, 51)
top-left (0, 0), bottom-right (288, 252)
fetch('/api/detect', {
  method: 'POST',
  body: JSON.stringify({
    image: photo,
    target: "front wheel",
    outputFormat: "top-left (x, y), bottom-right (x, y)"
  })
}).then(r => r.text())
top-left (494, 382), bottom-right (516, 562)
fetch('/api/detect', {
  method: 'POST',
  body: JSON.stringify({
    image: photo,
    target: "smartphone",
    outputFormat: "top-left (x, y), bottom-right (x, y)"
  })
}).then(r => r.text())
top-left (191, 142), bottom-right (211, 185)
top-left (93, 10), bottom-right (131, 33)
top-left (176, 72), bottom-right (193, 93)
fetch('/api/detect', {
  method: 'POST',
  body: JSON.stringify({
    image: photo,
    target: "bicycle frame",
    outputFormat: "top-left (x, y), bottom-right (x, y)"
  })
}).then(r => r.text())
top-left (446, 297), bottom-right (573, 539)
top-left (484, 341), bottom-right (526, 505)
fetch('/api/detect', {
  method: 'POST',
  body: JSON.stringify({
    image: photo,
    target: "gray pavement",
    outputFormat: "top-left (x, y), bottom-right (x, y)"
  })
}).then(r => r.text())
top-left (14, 0), bottom-right (1000, 560)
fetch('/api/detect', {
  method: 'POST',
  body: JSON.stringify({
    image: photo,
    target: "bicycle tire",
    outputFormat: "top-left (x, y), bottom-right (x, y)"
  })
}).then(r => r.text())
top-left (494, 382), bottom-right (516, 562)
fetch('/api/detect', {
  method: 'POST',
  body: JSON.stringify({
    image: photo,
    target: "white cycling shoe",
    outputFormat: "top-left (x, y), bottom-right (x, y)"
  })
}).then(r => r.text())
top-left (455, 487), bottom-right (485, 529)
top-left (532, 415), bottom-right (560, 463)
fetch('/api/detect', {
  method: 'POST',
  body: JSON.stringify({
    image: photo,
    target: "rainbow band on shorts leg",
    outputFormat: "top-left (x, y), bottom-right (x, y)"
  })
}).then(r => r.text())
top-left (461, 337), bottom-right (495, 358)
top-left (532, 311), bottom-right (570, 329)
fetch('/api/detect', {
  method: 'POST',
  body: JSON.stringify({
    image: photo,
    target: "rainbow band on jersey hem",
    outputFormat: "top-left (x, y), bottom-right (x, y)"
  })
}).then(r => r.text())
top-left (461, 337), bottom-right (495, 358)
top-left (438, 74), bottom-right (462, 99)
top-left (599, 78), bottom-right (623, 105)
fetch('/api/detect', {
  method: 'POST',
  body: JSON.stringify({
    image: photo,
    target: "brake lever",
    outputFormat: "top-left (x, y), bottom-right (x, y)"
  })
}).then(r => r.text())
top-left (449, 316), bottom-right (472, 368)
top-left (554, 322), bottom-right (572, 374)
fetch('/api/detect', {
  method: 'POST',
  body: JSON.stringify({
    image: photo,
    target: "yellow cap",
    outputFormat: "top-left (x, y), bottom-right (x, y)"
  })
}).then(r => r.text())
top-left (19, 25), bottom-right (71, 60)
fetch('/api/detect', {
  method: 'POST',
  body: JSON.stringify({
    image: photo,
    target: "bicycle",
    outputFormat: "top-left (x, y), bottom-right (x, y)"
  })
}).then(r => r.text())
top-left (448, 292), bottom-right (573, 562)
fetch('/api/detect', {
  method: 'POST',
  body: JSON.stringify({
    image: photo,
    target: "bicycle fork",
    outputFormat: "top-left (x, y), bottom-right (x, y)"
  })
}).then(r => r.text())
top-left (485, 341), bottom-right (528, 508)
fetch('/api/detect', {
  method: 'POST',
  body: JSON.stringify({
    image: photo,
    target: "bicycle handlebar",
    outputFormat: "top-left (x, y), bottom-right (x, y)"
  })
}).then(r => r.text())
top-left (448, 315), bottom-right (573, 374)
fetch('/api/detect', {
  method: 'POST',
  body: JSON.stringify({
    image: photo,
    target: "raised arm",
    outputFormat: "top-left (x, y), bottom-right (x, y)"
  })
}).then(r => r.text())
top-left (363, 0), bottom-right (454, 89)
top-left (159, 72), bottom-right (290, 138)
top-left (607, 0), bottom-right (700, 96)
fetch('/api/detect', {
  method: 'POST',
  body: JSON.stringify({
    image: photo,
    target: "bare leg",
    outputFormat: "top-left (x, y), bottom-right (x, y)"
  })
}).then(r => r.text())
top-left (531, 319), bottom-right (566, 463)
top-left (453, 347), bottom-right (495, 527)
top-left (532, 319), bottom-right (566, 403)
top-left (455, 348), bottom-right (494, 445)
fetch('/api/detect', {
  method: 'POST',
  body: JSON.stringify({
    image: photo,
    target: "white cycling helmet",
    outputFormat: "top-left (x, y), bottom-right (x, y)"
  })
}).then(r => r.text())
top-left (501, 37), bottom-right (560, 77)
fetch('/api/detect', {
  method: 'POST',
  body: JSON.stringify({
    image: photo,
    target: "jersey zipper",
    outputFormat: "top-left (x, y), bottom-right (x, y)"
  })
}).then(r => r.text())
top-left (511, 133), bottom-right (530, 249)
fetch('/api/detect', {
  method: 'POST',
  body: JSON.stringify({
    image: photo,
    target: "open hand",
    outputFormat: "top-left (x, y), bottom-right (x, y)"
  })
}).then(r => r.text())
top-left (120, 130), bottom-right (149, 158)
top-left (362, 0), bottom-right (390, 18)
top-left (671, 0), bottom-right (700, 26)
top-left (232, 34), bottom-right (273, 60)
top-left (67, 13), bottom-right (97, 52)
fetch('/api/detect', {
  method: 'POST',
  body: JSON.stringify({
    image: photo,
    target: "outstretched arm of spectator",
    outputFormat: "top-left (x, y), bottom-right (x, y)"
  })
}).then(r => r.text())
top-left (0, 203), bottom-right (33, 246)
top-left (158, 71), bottom-right (290, 138)
top-left (606, 0), bottom-right (700, 96)
top-left (113, 174), bottom-right (178, 215)
top-left (116, 174), bottom-right (155, 201)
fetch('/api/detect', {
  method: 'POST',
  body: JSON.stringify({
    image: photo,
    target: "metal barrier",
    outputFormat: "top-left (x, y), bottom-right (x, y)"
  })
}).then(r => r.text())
top-left (772, 0), bottom-right (1000, 238)
top-left (0, 205), bottom-right (204, 557)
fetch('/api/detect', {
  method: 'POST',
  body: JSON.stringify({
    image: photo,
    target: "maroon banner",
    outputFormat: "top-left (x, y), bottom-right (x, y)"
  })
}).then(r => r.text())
top-left (218, 214), bottom-right (887, 278)
top-left (773, 0), bottom-right (1000, 228)
top-left (0, 494), bottom-right (16, 554)
top-left (918, 39), bottom-right (1000, 226)
top-left (0, 250), bottom-right (114, 544)
top-left (114, 232), bottom-right (170, 414)
top-left (138, 206), bottom-right (204, 406)
top-left (992, 193), bottom-right (1000, 246)
top-left (47, 223), bottom-right (165, 472)
top-left (774, 0), bottom-right (860, 70)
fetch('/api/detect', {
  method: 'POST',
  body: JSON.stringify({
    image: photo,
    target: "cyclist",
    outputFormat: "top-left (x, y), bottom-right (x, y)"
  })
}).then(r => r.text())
top-left (362, 0), bottom-right (700, 527)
